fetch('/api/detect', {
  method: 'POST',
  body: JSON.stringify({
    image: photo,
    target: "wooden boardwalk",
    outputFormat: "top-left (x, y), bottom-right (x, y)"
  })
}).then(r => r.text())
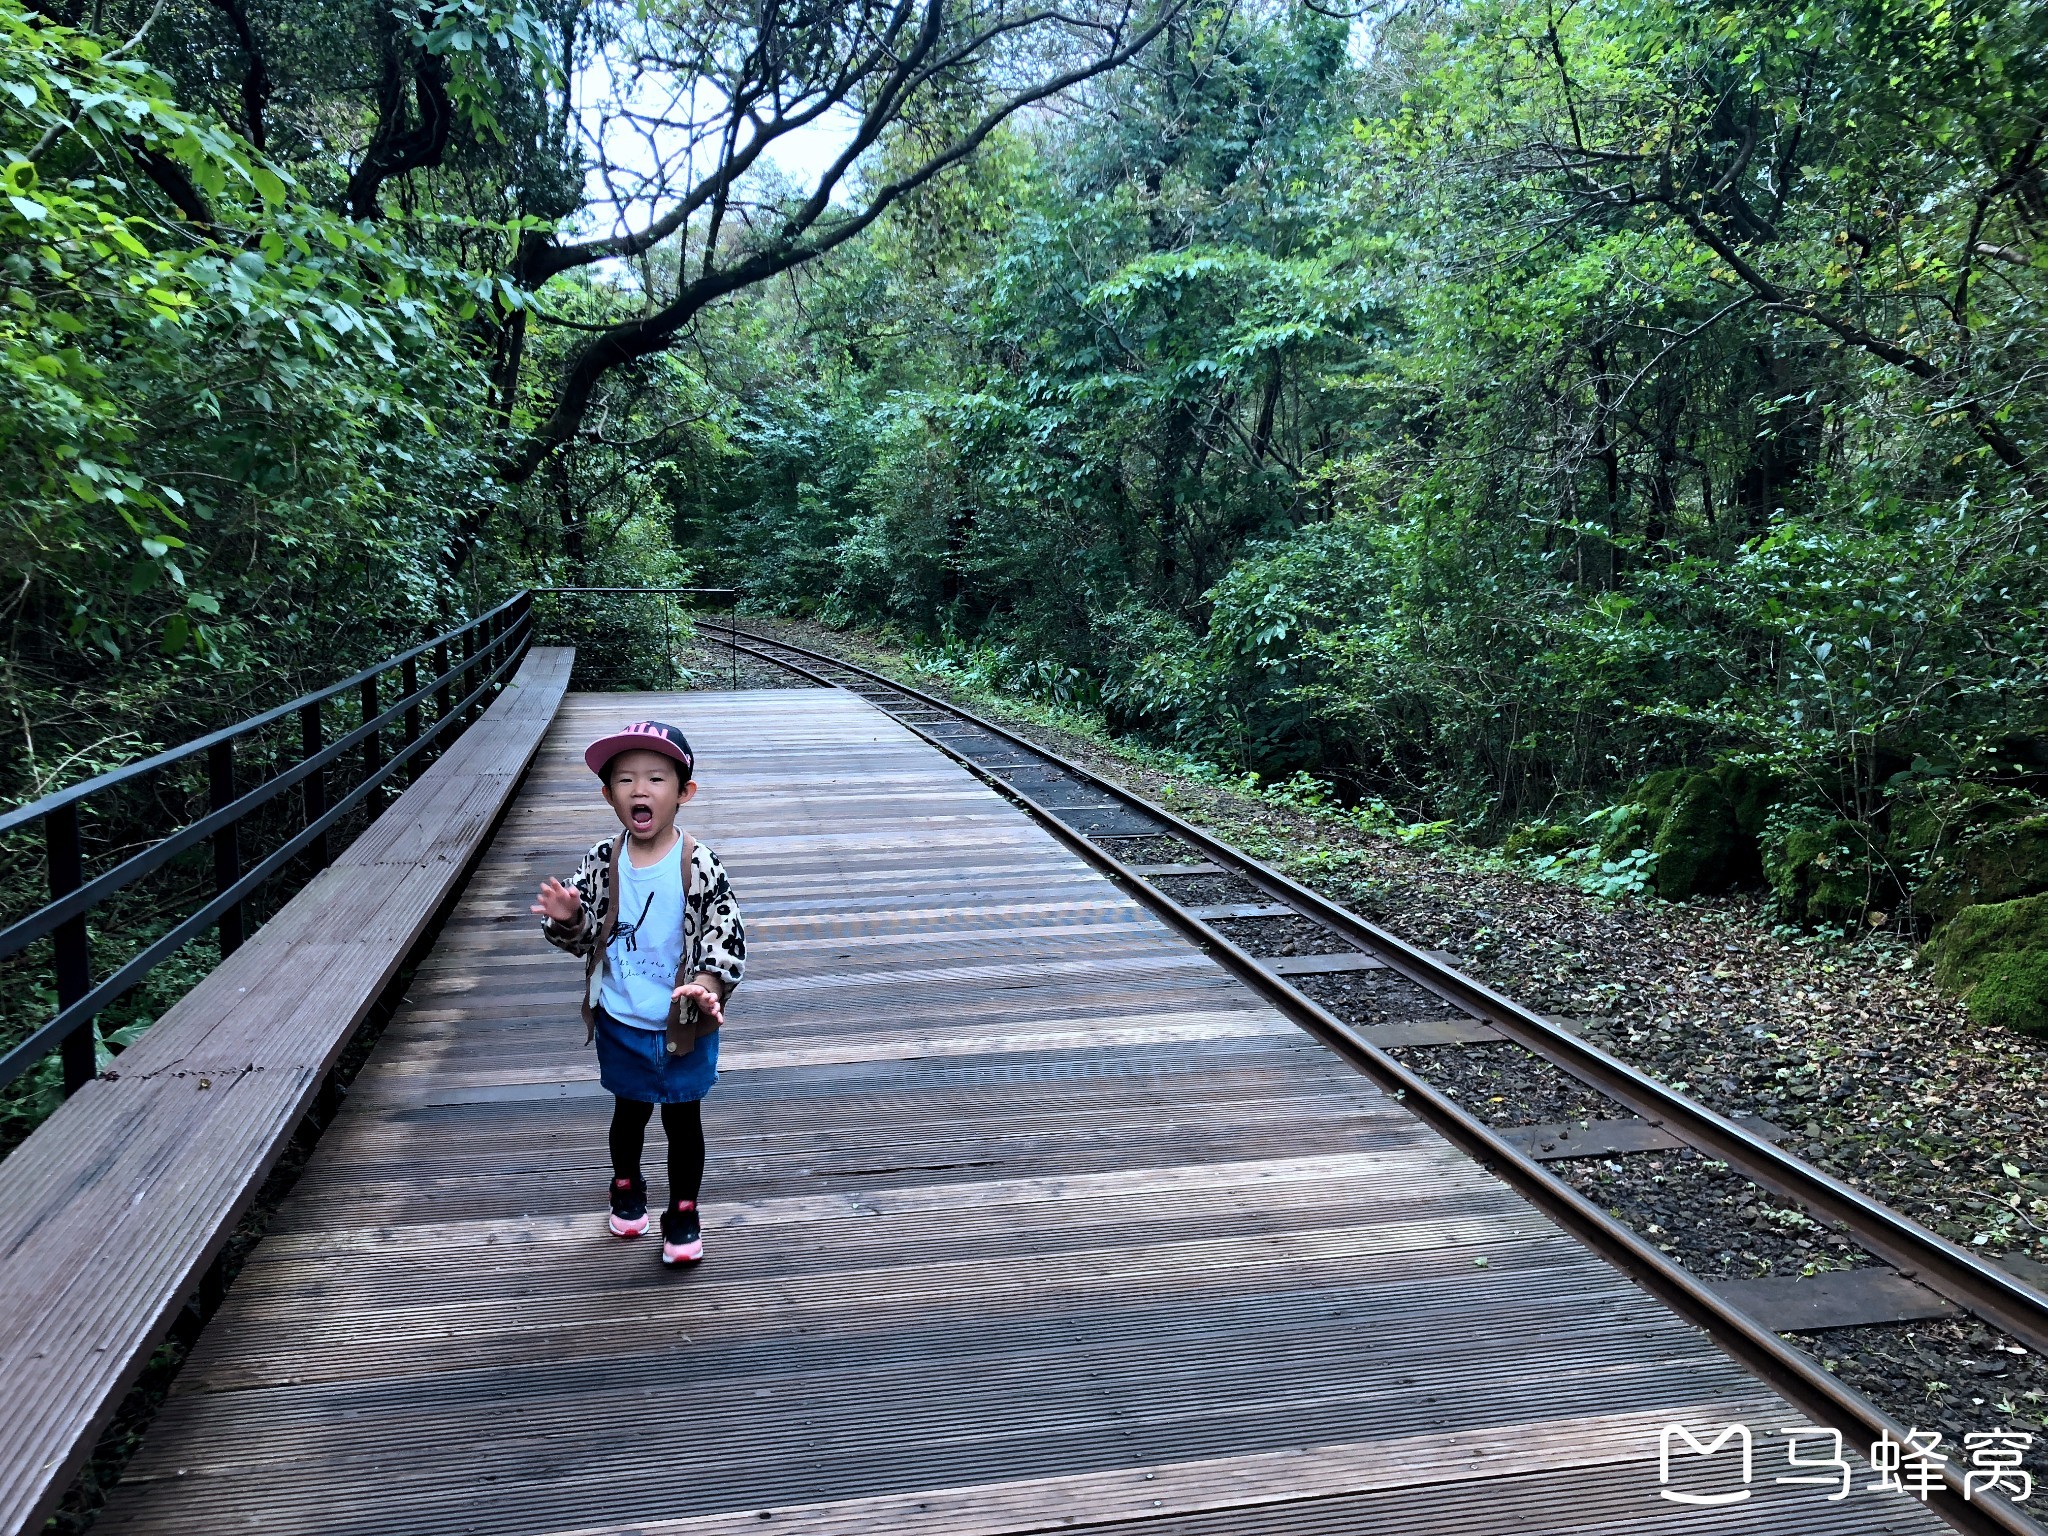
top-left (96, 690), bottom-right (1942, 1535)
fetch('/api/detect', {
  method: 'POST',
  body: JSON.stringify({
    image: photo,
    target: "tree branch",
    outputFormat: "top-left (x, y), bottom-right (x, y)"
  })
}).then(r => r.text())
top-left (485, 0), bottom-right (1183, 505)
top-left (346, 6), bottom-right (456, 220)
top-left (1669, 197), bottom-right (2037, 484)
top-left (202, 0), bottom-right (271, 150)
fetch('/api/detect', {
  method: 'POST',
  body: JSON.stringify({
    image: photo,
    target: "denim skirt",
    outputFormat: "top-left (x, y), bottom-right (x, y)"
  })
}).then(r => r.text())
top-left (593, 1007), bottom-right (719, 1103)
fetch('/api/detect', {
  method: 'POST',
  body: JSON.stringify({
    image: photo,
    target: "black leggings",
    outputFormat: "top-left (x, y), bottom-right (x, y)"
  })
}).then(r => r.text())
top-left (609, 1097), bottom-right (705, 1205)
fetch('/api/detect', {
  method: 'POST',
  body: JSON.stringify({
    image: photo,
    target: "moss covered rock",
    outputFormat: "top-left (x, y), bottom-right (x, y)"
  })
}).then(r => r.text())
top-left (1654, 774), bottom-right (1741, 898)
top-left (1637, 768), bottom-right (1689, 818)
top-left (1595, 769), bottom-right (1690, 861)
top-left (1915, 814), bottom-right (2048, 926)
top-left (1766, 817), bottom-right (1880, 926)
top-left (1711, 760), bottom-right (1782, 840)
top-left (1968, 951), bottom-right (2048, 1036)
top-left (1924, 894), bottom-right (2048, 1036)
top-left (1505, 822), bottom-right (1578, 859)
top-left (1892, 782), bottom-right (2044, 857)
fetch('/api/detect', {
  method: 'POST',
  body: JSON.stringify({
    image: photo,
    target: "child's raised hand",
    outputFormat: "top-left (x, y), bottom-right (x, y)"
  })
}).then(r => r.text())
top-left (672, 979), bottom-right (724, 1026)
top-left (530, 877), bottom-right (582, 925)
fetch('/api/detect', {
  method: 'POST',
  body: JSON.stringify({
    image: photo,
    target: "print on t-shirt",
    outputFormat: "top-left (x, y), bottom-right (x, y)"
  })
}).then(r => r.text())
top-left (598, 839), bottom-right (686, 1029)
top-left (614, 891), bottom-right (654, 952)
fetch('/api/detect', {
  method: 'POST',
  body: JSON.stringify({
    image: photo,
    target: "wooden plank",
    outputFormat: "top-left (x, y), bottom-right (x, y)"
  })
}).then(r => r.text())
top-left (1495, 1118), bottom-right (1687, 1161)
top-left (0, 647), bottom-right (573, 1536)
top-left (1260, 951), bottom-right (1386, 976)
top-left (1357, 1017), bottom-right (1505, 1047)
top-left (1182, 901), bottom-right (1299, 921)
top-left (530, 1405), bottom-right (1786, 1536)
top-left (1710, 1269), bottom-right (1962, 1331)
top-left (88, 686), bottom-right (1944, 1536)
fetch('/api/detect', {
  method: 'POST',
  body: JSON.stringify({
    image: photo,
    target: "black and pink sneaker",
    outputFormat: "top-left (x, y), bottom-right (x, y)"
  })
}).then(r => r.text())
top-left (608, 1174), bottom-right (648, 1238)
top-left (661, 1201), bottom-right (703, 1266)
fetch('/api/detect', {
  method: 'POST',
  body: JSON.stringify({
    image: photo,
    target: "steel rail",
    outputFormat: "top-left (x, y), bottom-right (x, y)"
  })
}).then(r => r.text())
top-left (727, 624), bottom-right (2044, 1536)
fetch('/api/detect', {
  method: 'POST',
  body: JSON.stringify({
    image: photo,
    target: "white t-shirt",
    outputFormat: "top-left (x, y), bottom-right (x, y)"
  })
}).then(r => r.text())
top-left (598, 835), bottom-right (684, 1030)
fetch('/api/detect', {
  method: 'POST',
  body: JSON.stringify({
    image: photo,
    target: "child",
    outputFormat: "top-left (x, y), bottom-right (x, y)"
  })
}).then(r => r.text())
top-left (531, 720), bottom-right (745, 1267)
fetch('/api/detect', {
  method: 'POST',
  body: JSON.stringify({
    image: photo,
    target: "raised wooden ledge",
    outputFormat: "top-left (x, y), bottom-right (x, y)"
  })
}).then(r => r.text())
top-left (0, 645), bottom-right (573, 1536)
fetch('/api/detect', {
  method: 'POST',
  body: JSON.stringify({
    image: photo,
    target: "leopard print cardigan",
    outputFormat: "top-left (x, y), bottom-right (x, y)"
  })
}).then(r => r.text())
top-left (540, 834), bottom-right (745, 1055)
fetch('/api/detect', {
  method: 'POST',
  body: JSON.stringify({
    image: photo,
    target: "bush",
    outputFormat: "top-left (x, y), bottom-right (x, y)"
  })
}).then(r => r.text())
top-left (1925, 894), bottom-right (2048, 1036)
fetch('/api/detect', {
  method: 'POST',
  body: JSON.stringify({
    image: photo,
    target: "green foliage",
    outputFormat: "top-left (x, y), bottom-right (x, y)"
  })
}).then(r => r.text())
top-left (693, 0), bottom-right (2048, 932)
top-left (1765, 811), bottom-right (1886, 927)
top-left (1, 0), bottom-right (515, 814)
top-left (1529, 841), bottom-right (1661, 900)
top-left (3, 3), bottom-right (491, 659)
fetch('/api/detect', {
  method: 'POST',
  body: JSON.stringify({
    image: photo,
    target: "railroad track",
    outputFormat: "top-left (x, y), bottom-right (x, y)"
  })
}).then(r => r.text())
top-left (728, 622), bottom-right (2047, 1535)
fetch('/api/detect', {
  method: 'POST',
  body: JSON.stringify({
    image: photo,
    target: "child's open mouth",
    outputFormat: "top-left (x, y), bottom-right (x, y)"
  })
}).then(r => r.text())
top-left (628, 804), bottom-right (655, 832)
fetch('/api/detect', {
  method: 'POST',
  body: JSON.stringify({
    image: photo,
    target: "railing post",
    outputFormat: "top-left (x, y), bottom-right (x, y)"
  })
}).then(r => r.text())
top-left (460, 626), bottom-right (478, 724)
top-left (402, 655), bottom-right (421, 784)
top-left (360, 674), bottom-right (384, 801)
top-left (209, 741), bottom-right (243, 957)
top-left (48, 803), bottom-right (94, 1095)
top-left (300, 700), bottom-right (328, 870)
top-left (434, 640), bottom-right (452, 749)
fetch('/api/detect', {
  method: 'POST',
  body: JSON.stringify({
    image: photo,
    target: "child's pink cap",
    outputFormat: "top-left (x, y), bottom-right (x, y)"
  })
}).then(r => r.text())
top-left (584, 720), bottom-right (694, 778)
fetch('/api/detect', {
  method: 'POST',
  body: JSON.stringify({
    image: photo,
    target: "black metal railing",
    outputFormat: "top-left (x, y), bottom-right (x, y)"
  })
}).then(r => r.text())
top-left (0, 592), bottom-right (536, 1099)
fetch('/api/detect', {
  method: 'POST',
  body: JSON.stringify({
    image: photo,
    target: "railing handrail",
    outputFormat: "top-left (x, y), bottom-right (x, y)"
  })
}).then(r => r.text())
top-left (0, 629), bottom-right (535, 1091)
top-left (0, 592), bottom-right (540, 1097)
top-left (0, 585), bottom-right (748, 1103)
top-left (0, 591), bottom-right (531, 839)
top-left (0, 639), bottom-right (501, 963)
top-left (538, 586), bottom-right (738, 597)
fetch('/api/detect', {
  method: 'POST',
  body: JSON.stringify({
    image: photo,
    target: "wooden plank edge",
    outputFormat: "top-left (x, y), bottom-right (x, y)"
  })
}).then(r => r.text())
top-left (0, 645), bottom-right (573, 1536)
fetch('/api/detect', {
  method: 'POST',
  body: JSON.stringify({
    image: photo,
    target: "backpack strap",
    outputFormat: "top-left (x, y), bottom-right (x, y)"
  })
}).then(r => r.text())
top-left (665, 832), bottom-right (701, 1057)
